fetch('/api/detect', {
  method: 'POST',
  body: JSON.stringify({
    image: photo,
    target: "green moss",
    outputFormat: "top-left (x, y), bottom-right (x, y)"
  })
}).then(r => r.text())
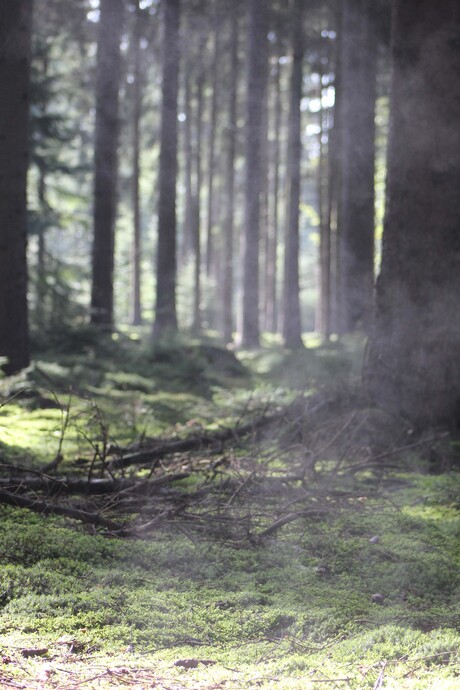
top-left (0, 341), bottom-right (459, 688)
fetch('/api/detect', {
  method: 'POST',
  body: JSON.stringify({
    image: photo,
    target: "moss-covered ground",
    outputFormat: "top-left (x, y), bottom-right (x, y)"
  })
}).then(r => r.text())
top-left (0, 332), bottom-right (458, 688)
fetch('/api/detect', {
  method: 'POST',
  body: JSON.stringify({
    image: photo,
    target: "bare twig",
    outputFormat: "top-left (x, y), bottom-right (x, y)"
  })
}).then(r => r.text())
top-left (373, 660), bottom-right (387, 689)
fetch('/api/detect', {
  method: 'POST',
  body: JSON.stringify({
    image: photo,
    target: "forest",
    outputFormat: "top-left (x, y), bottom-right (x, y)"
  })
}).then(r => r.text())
top-left (0, 0), bottom-right (459, 688)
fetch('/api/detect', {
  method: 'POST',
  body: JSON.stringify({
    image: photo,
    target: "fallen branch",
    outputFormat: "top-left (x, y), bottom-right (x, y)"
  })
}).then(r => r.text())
top-left (0, 488), bottom-right (124, 532)
top-left (257, 507), bottom-right (331, 538)
top-left (0, 472), bottom-right (190, 496)
top-left (110, 411), bottom-right (283, 469)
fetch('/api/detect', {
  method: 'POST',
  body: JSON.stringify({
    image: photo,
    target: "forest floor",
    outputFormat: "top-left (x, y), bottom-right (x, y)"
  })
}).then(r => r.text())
top-left (0, 329), bottom-right (459, 689)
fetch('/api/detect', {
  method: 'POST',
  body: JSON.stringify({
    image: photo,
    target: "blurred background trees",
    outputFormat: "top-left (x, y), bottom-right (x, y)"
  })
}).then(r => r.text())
top-left (17, 0), bottom-right (390, 349)
top-left (2, 0), bottom-right (459, 428)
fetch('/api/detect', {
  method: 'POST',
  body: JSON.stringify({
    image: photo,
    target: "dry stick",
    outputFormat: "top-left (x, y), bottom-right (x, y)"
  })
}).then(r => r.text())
top-left (373, 660), bottom-right (387, 690)
top-left (257, 507), bottom-right (331, 538)
top-left (110, 411), bottom-right (282, 469)
top-left (0, 488), bottom-right (123, 532)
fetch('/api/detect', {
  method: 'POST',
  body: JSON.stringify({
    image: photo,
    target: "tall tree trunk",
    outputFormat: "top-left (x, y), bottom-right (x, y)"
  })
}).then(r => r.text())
top-left (0, 0), bottom-right (32, 374)
top-left (328, 0), bottom-right (342, 336)
top-left (205, 13), bottom-right (219, 277)
top-left (180, 19), bottom-right (194, 264)
top-left (282, 0), bottom-right (304, 349)
top-left (241, 0), bottom-right (268, 347)
top-left (153, 0), bottom-right (181, 338)
top-left (36, 163), bottom-right (48, 329)
top-left (191, 32), bottom-right (206, 334)
top-left (222, 7), bottom-right (239, 344)
top-left (265, 60), bottom-right (283, 335)
top-left (90, 0), bottom-right (123, 328)
top-left (317, 67), bottom-right (331, 339)
top-left (131, 0), bottom-right (143, 326)
top-left (365, 0), bottom-right (460, 429)
top-left (34, 50), bottom-right (50, 331)
top-left (336, 0), bottom-right (377, 334)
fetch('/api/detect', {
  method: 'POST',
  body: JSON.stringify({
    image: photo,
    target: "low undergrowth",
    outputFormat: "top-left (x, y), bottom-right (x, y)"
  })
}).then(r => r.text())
top-left (0, 333), bottom-right (459, 688)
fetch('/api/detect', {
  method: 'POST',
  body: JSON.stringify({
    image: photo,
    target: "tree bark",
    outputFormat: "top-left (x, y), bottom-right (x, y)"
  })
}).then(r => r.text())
top-left (90, 0), bottom-right (123, 328)
top-left (205, 11), bottom-right (219, 277)
top-left (265, 58), bottom-right (283, 335)
top-left (131, 0), bottom-right (143, 326)
top-left (317, 75), bottom-right (331, 339)
top-left (241, 0), bottom-right (268, 347)
top-left (222, 7), bottom-right (239, 344)
top-left (282, 0), bottom-right (304, 349)
top-left (191, 32), bottom-right (206, 335)
top-left (181, 33), bottom-right (194, 263)
top-left (364, 0), bottom-right (460, 428)
top-left (0, 0), bottom-right (32, 374)
top-left (336, 0), bottom-right (377, 334)
top-left (153, 0), bottom-right (181, 338)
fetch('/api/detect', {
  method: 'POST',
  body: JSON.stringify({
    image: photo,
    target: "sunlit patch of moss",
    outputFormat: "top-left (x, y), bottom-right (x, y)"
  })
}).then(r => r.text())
top-left (0, 405), bottom-right (66, 463)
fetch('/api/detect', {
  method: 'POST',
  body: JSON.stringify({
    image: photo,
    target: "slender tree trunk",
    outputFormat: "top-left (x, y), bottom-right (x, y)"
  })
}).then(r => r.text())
top-left (282, 0), bottom-right (304, 349)
top-left (205, 15), bottom-right (219, 277)
top-left (317, 69), bottom-right (331, 339)
top-left (328, 0), bottom-right (341, 336)
top-left (153, 0), bottom-right (181, 338)
top-left (365, 0), bottom-right (460, 429)
top-left (259, 74), bottom-right (270, 338)
top-left (336, 0), bottom-right (377, 334)
top-left (181, 21), bottom-right (194, 264)
top-left (265, 61), bottom-right (283, 335)
top-left (90, 0), bottom-right (123, 328)
top-left (0, 0), bottom-right (32, 374)
top-left (241, 0), bottom-right (268, 347)
top-left (34, 50), bottom-right (50, 331)
top-left (191, 33), bottom-right (206, 334)
top-left (222, 7), bottom-right (239, 344)
top-left (131, 0), bottom-right (143, 326)
top-left (36, 163), bottom-right (48, 329)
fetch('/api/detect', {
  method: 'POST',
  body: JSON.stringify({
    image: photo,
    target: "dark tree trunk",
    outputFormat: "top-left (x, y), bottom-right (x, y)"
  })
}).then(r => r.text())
top-left (365, 0), bottom-right (460, 428)
top-left (0, 0), bottom-right (32, 374)
top-left (131, 0), bottom-right (143, 326)
top-left (153, 0), bottom-right (181, 338)
top-left (241, 0), bottom-right (268, 347)
top-left (336, 0), bottom-right (377, 334)
top-left (90, 0), bottom-right (123, 328)
top-left (282, 0), bottom-right (304, 349)
top-left (222, 7), bottom-right (239, 344)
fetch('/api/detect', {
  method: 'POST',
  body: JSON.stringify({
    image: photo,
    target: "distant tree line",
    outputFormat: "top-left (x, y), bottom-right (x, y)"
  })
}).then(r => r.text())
top-left (0, 0), bottom-right (459, 428)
